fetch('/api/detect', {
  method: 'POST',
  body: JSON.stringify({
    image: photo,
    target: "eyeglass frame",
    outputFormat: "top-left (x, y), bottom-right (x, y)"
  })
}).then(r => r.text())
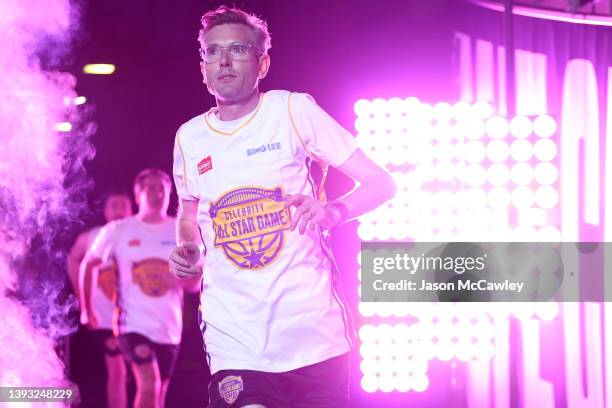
top-left (198, 43), bottom-right (264, 63)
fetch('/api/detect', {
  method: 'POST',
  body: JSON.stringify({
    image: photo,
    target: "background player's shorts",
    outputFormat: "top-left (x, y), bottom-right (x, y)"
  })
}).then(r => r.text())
top-left (90, 329), bottom-right (122, 357)
top-left (208, 353), bottom-right (350, 408)
top-left (117, 332), bottom-right (179, 380)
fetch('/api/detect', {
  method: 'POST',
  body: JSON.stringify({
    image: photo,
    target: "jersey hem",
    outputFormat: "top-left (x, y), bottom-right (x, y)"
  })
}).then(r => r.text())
top-left (209, 345), bottom-right (351, 375)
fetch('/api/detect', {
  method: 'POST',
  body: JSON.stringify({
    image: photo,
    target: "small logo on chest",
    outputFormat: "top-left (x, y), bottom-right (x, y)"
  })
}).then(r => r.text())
top-left (198, 156), bottom-right (213, 175)
top-left (246, 142), bottom-right (281, 157)
top-left (128, 239), bottom-right (141, 247)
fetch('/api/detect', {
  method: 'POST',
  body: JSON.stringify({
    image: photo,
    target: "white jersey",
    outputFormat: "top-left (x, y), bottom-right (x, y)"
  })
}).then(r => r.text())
top-left (88, 216), bottom-right (182, 344)
top-left (173, 90), bottom-right (357, 373)
top-left (87, 226), bottom-right (116, 330)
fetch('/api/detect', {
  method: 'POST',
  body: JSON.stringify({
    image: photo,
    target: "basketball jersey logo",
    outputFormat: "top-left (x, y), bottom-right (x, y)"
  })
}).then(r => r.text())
top-left (218, 375), bottom-right (243, 404)
top-left (209, 186), bottom-right (290, 270)
top-left (97, 262), bottom-right (118, 301)
top-left (131, 258), bottom-right (170, 297)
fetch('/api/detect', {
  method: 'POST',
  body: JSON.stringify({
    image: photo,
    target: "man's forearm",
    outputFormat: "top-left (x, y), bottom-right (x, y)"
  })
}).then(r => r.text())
top-left (332, 171), bottom-right (396, 222)
top-left (177, 199), bottom-right (202, 245)
top-left (177, 217), bottom-right (201, 245)
top-left (79, 259), bottom-right (100, 318)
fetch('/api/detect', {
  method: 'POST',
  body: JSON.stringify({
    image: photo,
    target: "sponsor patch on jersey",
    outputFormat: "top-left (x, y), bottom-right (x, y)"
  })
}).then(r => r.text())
top-left (218, 375), bottom-right (243, 405)
top-left (246, 142), bottom-right (281, 157)
top-left (97, 262), bottom-right (118, 301)
top-left (128, 239), bottom-right (141, 247)
top-left (131, 258), bottom-right (170, 297)
top-left (198, 156), bottom-right (213, 175)
top-left (209, 185), bottom-right (290, 270)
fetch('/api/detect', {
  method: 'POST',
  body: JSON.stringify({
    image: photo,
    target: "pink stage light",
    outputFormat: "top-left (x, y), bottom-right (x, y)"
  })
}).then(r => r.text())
top-left (537, 225), bottom-right (561, 242)
top-left (464, 164), bottom-right (487, 187)
top-left (355, 97), bottom-right (562, 394)
top-left (510, 115), bottom-right (533, 138)
top-left (402, 96), bottom-right (421, 114)
top-left (511, 186), bottom-right (535, 208)
top-left (533, 114), bottom-right (557, 138)
top-left (473, 100), bottom-right (494, 119)
top-left (418, 102), bottom-right (434, 123)
top-left (535, 186), bottom-right (559, 209)
top-left (354, 98), bottom-right (371, 117)
top-left (411, 375), bottom-right (430, 393)
top-left (361, 375), bottom-right (378, 393)
top-left (459, 118), bottom-right (486, 140)
top-left (535, 302), bottom-right (559, 321)
top-left (435, 340), bottom-right (455, 361)
top-left (475, 341), bottom-right (496, 361)
top-left (487, 164), bottom-right (511, 186)
top-left (513, 226), bottom-right (538, 241)
top-left (452, 101), bottom-right (473, 121)
top-left (510, 139), bottom-right (534, 162)
top-left (534, 138), bottom-right (558, 161)
top-left (511, 163), bottom-right (535, 185)
top-left (511, 303), bottom-right (537, 320)
top-left (464, 141), bottom-right (487, 163)
top-left (518, 208), bottom-right (547, 227)
top-left (433, 102), bottom-right (453, 122)
top-left (486, 116), bottom-right (510, 139)
top-left (487, 140), bottom-right (511, 162)
top-left (534, 162), bottom-right (559, 185)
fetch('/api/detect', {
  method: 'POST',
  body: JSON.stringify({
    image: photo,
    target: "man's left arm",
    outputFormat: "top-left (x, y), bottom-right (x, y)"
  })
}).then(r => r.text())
top-left (287, 148), bottom-right (396, 233)
top-left (286, 93), bottom-right (396, 232)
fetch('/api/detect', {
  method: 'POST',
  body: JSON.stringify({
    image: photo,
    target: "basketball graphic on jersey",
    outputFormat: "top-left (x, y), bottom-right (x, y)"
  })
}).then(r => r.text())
top-left (131, 258), bottom-right (170, 297)
top-left (97, 261), bottom-right (118, 301)
top-left (210, 186), bottom-right (290, 270)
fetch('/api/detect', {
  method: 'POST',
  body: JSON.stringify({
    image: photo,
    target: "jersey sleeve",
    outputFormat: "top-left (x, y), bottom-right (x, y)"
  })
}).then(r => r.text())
top-left (86, 221), bottom-right (119, 262)
top-left (288, 92), bottom-right (358, 168)
top-left (173, 128), bottom-right (199, 201)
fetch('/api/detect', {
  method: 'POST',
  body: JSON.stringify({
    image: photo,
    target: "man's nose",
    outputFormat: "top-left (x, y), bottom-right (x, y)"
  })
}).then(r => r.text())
top-left (219, 49), bottom-right (232, 66)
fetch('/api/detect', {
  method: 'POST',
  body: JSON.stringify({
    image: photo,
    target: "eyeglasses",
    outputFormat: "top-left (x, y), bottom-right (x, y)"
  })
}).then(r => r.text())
top-left (199, 43), bottom-right (262, 63)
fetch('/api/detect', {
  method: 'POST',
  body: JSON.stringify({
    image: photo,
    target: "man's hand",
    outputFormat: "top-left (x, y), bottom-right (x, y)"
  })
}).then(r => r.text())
top-left (85, 308), bottom-right (100, 330)
top-left (285, 194), bottom-right (341, 234)
top-left (169, 242), bottom-right (203, 279)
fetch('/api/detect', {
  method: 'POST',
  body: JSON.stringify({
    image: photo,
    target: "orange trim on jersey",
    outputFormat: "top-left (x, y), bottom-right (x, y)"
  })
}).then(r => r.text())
top-left (175, 132), bottom-right (191, 198)
top-left (287, 93), bottom-right (329, 203)
top-left (204, 93), bottom-right (265, 136)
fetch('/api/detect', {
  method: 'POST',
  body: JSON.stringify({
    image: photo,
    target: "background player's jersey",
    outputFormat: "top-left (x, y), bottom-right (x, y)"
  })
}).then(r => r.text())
top-left (173, 90), bottom-right (357, 373)
top-left (87, 226), bottom-right (117, 330)
top-left (88, 216), bottom-right (182, 344)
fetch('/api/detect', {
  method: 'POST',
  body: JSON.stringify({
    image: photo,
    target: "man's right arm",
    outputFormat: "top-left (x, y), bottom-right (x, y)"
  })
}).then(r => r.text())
top-left (79, 254), bottom-right (102, 327)
top-left (169, 199), bottom-right (204, 279)
top-left (66, 231), bottom-right (90, 302)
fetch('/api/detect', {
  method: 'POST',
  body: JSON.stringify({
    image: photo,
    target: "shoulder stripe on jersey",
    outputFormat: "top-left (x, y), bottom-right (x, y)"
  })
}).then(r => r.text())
top-left (301, 143), bottom-right (356, 349)
top-left (176, 131), bottom-right (189, 195)
top-left (318, 230), bottom-right (357, 349)
top-left (287, 92), bottom-right (329, 203)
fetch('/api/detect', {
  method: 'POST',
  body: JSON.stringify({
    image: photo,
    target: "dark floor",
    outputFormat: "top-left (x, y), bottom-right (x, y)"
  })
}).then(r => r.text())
top-left (68, 292), bottom-right (210, 407)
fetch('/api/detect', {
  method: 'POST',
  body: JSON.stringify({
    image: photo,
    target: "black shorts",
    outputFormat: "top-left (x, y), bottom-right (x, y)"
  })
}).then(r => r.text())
top-left (117, 332), bottom-right (179, 381)
top-left (90, 329), bottom-right (122, 357)
top-left (208, 353), bottom-right (350, 408)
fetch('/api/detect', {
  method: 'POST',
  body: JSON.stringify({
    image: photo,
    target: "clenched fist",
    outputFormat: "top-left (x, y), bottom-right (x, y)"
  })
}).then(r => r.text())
top-left (169, 242), bottom-right (203, 279)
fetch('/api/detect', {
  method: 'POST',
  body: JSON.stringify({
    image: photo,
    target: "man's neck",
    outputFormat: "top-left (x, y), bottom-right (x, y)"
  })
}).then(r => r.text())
top-left (216, 90), bottom-right (261, 121)
top-left (137, 212), bottom-right (166, 224)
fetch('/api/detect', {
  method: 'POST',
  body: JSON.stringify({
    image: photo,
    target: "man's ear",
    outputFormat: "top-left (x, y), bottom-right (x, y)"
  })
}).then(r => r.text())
top-left (258, 54), bottom-right (270, 80)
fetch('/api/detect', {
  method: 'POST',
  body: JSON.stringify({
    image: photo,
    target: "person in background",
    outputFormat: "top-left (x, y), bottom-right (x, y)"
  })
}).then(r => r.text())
top-left (82, 168), bottom-right (199, 408)
top-left (67, 190), bottom-right (132, 408)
